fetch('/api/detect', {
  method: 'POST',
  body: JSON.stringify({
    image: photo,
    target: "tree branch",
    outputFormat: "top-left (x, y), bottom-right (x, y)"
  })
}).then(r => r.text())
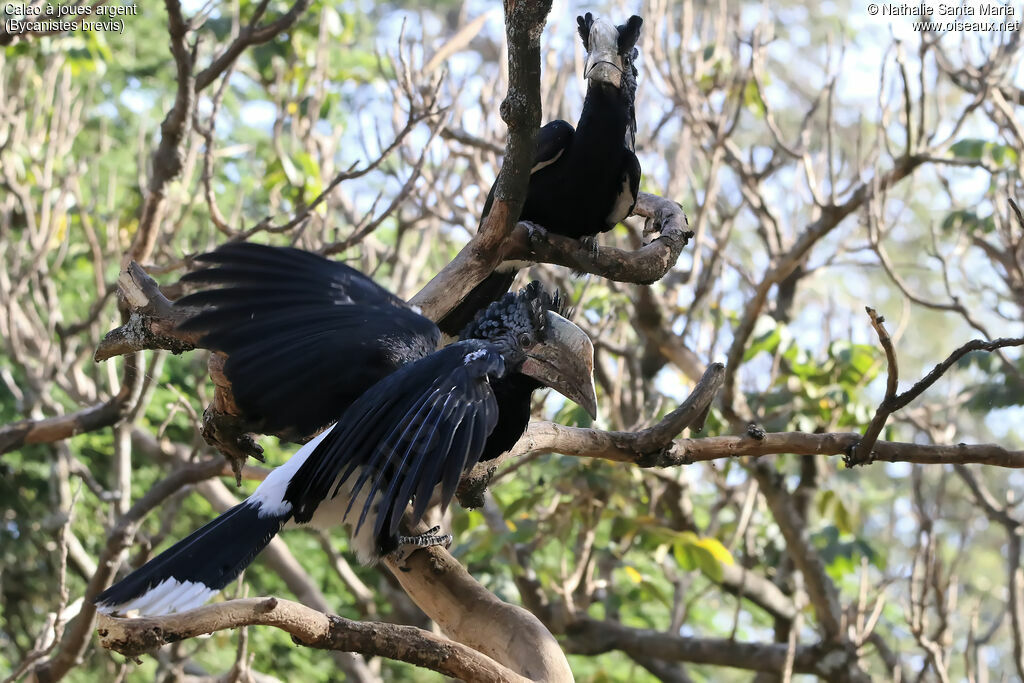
top-left (128, 0), bottom-right (194, 266)
top-left (502, 193), bottom-right (693, 284)
top-left (408, 0), bottom-right (552, 321)
top-left (563, 615), bottom-right (858, 678)
top-left (94, 262), bottom-right (198, 362)
top-left (849, 319), bottom-right (1024, 466)
top-left (721, 153), bottom-right (928, 424)
top-left (509, 427), bottom-right (1024, 469)
top-left (458, 362), bottom-right (724, 507)
top-left (380, 544), bottom-right (572, 682)
top-left (97, 597), bottom-right (530, 683)
top-left (194, 1), bottom-right (313, 93)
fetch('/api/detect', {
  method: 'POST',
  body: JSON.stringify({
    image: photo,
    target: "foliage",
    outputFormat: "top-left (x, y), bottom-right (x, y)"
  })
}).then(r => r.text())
top-left (1, 0), bottom-right (1023, 681)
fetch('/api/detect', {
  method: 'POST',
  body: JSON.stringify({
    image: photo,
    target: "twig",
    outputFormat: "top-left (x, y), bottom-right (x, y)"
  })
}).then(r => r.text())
top-left (194, 1), bottom-right (313, 92)
top-left (849, 316), bottom-right (1024, 466)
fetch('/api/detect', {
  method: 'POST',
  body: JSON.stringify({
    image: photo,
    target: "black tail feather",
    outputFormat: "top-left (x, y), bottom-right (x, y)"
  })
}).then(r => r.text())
top-left (94, 501), bottom-right (286, 616)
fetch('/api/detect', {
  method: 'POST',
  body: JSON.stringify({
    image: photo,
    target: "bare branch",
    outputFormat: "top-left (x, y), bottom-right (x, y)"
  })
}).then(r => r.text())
top-left (97, 598), bottom-right (530, 683)
top-left (94, 262), bottom-right (197, 362)
top-left (458, 362), bottom-right (724, 507)
top-left (380, 540), bottom-right (573, 682)
top-left (563, 615), bottom-right (864, 679)
top-left (849, 328), bottom-right (1024, 466)
top-left (543, 429), bottom-right (1024, 468)
top-left (194, 1), bottom-right (313, 93)
top-left (409, 0), bottom-right (553, 321)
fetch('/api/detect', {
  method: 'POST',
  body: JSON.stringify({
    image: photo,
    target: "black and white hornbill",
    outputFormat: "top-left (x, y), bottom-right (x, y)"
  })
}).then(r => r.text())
top-left (437, 12), bottom-right (644, 336)
top-left (94, 243), bottom-right (596, 616)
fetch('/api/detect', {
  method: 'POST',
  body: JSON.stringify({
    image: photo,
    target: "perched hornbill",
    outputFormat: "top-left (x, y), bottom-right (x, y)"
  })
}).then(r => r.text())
top-left (437, 12), bottom-right (644, 336)
top-left (94, 243), bottom-right (596, 616)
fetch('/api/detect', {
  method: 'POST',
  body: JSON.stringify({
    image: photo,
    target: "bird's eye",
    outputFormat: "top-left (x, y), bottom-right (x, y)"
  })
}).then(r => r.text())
top-left (518, 332), bottom-right (533, 347)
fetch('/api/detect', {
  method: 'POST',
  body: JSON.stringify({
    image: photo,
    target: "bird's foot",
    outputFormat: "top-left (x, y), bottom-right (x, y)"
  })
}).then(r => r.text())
top-left (393, 526), bottom-right (453, 572)
top-left (579, 235), bottom-right (600, 257)
top-left (522, 221), bottom-right (549, 245)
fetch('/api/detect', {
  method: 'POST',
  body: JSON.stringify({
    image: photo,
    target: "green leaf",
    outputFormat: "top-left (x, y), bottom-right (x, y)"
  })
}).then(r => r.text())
top-left (673, 541), bottom-right (696, 571)
top-left (743, 316), bottom-right (784, 361)
top-left (742, 80), bottom-right (765, 118)
top-left (673, 533), bottom-right (732, 582)
top-left (949, 138), bottom-right (987, 159)
top-left (695, 537), bottom-right (735, 566)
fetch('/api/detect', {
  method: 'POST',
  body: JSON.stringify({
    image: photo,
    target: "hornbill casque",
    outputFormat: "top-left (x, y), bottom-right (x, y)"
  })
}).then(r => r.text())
top-left (94, 242), bottom-right (596, 616)
top-left (437, 12), bottom-right (644, 337)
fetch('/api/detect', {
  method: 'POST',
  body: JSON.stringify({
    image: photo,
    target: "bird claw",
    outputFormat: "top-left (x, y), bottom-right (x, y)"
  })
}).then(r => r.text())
top-left (393, 526), bottom-right (453, 572)
top-left (522, 221), bottom-right (549, 244)
top-left (578, 235), bottom-right (600, 257)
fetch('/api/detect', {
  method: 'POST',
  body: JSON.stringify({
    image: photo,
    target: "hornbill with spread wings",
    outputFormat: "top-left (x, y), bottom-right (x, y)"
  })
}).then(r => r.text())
top-left (437, 12), bottom-right (644, 336)
top-left (94, 242), bottom-right (596, 616)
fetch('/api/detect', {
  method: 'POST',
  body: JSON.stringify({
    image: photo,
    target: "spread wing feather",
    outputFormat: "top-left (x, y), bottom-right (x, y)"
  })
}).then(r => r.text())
top-left (175, 243), bottom-right (440, 436)
top-left (286, 343), bottom-right (503, 542)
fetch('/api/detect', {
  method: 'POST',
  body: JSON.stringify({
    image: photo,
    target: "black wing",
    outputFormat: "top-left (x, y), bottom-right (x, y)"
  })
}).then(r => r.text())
top-left (479, 120), bottom-right (575, 223)
top-left (286, 342), bottom-right (503, 540)
top-left (177, 243), bottom-right (440, 436)
top-left (531, 120), bottom-right (574, 173)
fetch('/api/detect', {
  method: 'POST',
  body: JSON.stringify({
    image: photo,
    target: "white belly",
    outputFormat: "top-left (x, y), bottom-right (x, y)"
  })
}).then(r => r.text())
top-left (291, 469), bottom-right (382, 565)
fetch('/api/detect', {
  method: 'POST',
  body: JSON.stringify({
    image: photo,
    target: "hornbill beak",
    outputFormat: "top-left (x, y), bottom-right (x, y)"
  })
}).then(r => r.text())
top-left (521, 311), bottom-right (598, 419)
top-left (584, 55), bottom-right (624, 88)
top-left (582, 19), bottom-right (625, 88)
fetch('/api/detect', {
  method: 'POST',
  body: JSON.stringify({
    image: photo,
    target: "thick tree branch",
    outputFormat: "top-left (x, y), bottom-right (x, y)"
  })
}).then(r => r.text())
top-left (94, 262), bottom-right (198, 362)
top-left (563, 615), bottom-right (861, 679)
top-left (97, 598), bottom-right (529, 683)
top-left (380, 543), bottom-right (573, 682)
top-left (508, 427), bottom-right (1024, 468)
top-left (502, 193), bottom-right (693, 284)
top-left (408, 0), bottom-right (552, 322)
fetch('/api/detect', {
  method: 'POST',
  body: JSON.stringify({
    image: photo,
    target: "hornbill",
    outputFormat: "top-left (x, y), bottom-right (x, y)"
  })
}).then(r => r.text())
top-left (437, 12), bottom-right (644, 336)
top-left (94, 242), bottom-right (596, 616)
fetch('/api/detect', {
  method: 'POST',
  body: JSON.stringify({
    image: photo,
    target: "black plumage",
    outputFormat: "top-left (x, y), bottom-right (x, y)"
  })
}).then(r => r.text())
top-left (176, 243), bottom-right (440, 437)
top-left (95, 243), bottom-right (595, 616)
top-left (438, 12), bottom-right (644, 336)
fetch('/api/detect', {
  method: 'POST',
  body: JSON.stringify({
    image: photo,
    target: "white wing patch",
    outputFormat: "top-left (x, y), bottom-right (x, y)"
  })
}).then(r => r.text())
top-left (531, 148), bottom-right (565, 174)
top-left (250, 424), bottom-right (337, 517)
